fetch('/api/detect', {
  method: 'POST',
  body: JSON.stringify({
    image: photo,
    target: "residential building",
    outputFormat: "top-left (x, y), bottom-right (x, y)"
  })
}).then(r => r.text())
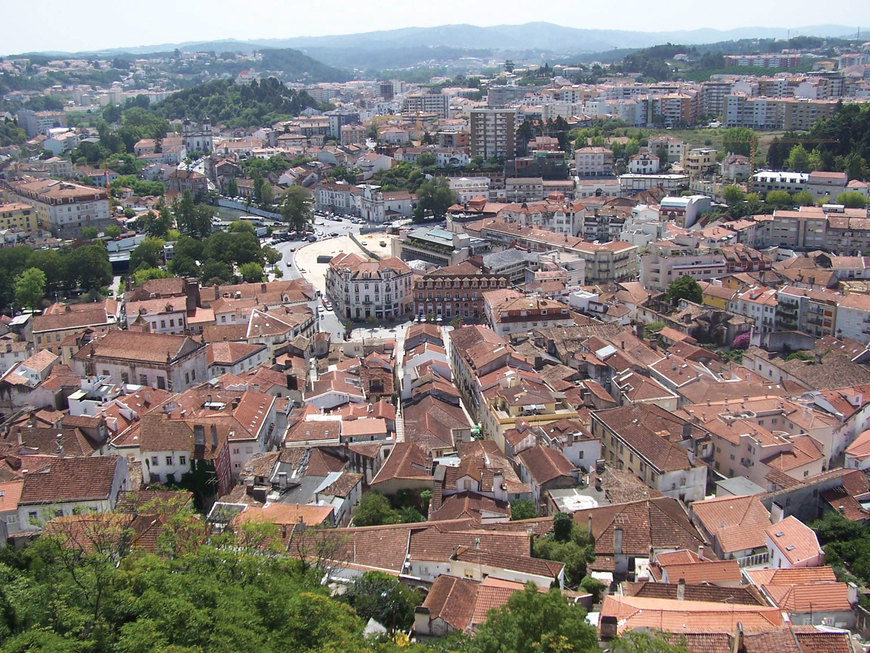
top-left (413, 262), bottom-right (509, 321)
top-left (0, 202), bottom-right (39, 235)
top-left (71, 331), bottom-right (207, 392)
top-left (402, 92), bottom-right (449, 119)
top-left (470, 108), bottom-right (516, 160)
top-left (31, 301), bottom-right (120, 356)
top-left (482, 289), bottom-right (574, 337)
top-left (17, 456), bottom-right (129, 531)
top-left (575, 147), bottom-right (614, 177)
top-left (682, 148), bottom-right (718, 177)
top-left (326, 253), bottom-right (413, 321)
top-left (590, 404), bottom-right (708, 503)
top-left (7, 177), bottom-right (111, 238)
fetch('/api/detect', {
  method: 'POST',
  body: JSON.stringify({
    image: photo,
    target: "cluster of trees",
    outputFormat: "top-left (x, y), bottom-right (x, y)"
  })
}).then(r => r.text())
top-left (0, 242), bottom-right (113, 313)
top-left (531, 512), bottom-right (598, 589)
top-left (812, 511), bottom-right (870, 607)
top-left (155, 78), bottom-right (318, 127)
top-left (413, 177), bottom-right (456, 222)
top-left (0, 117), bottom-right (26, 147)
top-left (352, 491), bottom-right (428, 526)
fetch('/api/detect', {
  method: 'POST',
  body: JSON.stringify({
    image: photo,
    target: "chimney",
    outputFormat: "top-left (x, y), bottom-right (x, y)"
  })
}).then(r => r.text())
top-left (736, 623), bottom-right (746, 653)
top-left (278, 471), bottom-right (288, 489)
top-left (613, 527), bottom-right (623, 555)
top-left (698, 544), bottom-right (704, 560)
top-left (587, 514), bottom-right (593, 534)
top-left (676, 578), bottom-right (686, 600)
top-left (600, 615), bottom-right (618, 640)
top-left (210, 424), bottom-right (218, 448)
top-left (194, 424), bottom-right (205, 445)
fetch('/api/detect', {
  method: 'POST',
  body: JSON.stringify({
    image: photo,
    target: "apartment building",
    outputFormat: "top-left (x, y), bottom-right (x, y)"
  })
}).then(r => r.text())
top-left (402, 92), bottom-right (449, 119)
top-left (0, 202), bottom-right (39, 235)
top-left (574, 147), bottom-right (614, 177)
top-left (413, 262), bottom-right (509, 321)
top-left (470, 108), bottom-right (516, 160)
top-left (8, 177), bottom-right (111, 238)
top-left (682, 148), bottom-right (718, 177)
top-left (326, 253), bottom-right (413, 321)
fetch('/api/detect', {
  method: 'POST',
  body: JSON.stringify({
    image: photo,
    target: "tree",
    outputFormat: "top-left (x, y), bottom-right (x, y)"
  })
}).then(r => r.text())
top-left (613, 630), bottom-right (691, 653)
top-left (836, 191), bottom-right (867, 208)
top-left (228, 220), bottom-right (255, 233)
top-left (133, 267), bottom-right (172, 286)
top-left (225, 177), bottom-right (239, 197)
top-left (129, 237), bottom-right (165, 271)
top-left (785, 144), bottom-right (811, 172)
top-left (510, 499), bottom-right (537, 520)
top-left (721, 185), bottom-right (744, 205)
top-left (553, 512), bottom-right (573, 542)
top-left (793, 190), bottom-right (815, 206)
top-left (344, 571), bottom-right (421, 632)
top-left (80, 226), bottom-right (99, 240)
top-left (666, 275), bottom-right (703, 306)
top-left (104, 224), bottom-right (122, 238)
top-left (352, 492), bottom-right (400, 527)
top-left (413, 177), bottom-right (456, 222)
top-left (765, 190), bottom-right (793, 207)
top-left (14, 267), bottom-right (46, 310)
top-left (260, 182), bottom-right (275, 205)
top-left (200, 259), bottom-right (233, 284)
top-left (238, 262), bottom-right (264, 282)
top-left (64, 244), bottom-right (113, 292)
top-left (279, 186), bottom-right (313, 231)
top-left (467, 584), bottom-right (598, 653)
top-left (263, 246), bottom-right (282, 266)
top-left (722, 127), bottom-right (756, 157)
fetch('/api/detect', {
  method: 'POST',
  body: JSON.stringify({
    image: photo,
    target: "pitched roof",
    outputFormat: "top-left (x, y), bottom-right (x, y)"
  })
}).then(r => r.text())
top-left (690, 495), bottom-right (771, 554)
top-left (516, 445), bottom-right (575, 485)
top-left (764, 516), bottom-right (822, 566)
top-left (73, 330), bottom-right (202, 364)
top-left (19, 456), bottom-right (121, 504)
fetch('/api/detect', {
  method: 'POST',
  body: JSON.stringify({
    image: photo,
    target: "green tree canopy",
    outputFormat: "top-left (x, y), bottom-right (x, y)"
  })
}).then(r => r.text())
top-left (765, 190), bottom-right (794, 207)
top-left (238, 262), bottom-right (265, 283)
top-left (352, 492), bottom-right (400, 527)
top-left (344, 571), bottom-right (421, 632)
top-left (721, 185), bottom-right (745, 205)
top-left (279, 186), bottom-right (313, 231)
top-left (466, 584), bottom-right (598, 653)
top-left (13, 267), bottom-right (46, 310)
top-left (666, 275), bottom-right (703, 306)
top-left (836, 191), bottom-right (867, 208)
top-left (129, 237), bottom-right (166, 271)
top-left (510, 499), bottom-right (538, 520)
top-left (413, 177), bottom-right (456, 222)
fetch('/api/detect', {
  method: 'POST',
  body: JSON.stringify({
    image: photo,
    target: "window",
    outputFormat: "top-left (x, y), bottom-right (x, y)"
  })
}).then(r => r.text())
top-left (233, 448), bottom-right (240, 455)
top-left (157, 376), bottom-right (165, 390)
top-left (160, 320), bottom-right (166, 329)
top-left (165, 456), bottom-right (173, 465)
top-left (140, 374), bottom-right (148, 385)
top-left (28, 511), bottom-right (37, 522)
top-left (179, 456), bottom-right (186, 466)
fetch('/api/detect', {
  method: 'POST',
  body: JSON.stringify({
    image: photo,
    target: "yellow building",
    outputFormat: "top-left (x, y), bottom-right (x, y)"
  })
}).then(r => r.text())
top-left (699, 281), bottom-right (736, 309)
top-left (0, 202), bottom-right (39, 234)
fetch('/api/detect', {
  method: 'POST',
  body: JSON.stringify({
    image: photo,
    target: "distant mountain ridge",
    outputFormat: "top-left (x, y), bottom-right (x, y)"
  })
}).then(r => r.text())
top-left (21, 21), bottom-right (867, 59)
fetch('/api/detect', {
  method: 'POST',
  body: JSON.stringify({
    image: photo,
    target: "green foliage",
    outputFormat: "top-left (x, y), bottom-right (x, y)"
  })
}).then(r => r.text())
top-left (228, 220), bottom-right (255, 233)
top-left (793, 190), bottom-right (815, 206)
top-left (202, 231), bottom-right (263, 267)
top-left (200, 259), bottom-right (234, 285)
top-left (810, 511), bottom-right (870, 596)
top-left (155, 78), bottom-right (318, 128)
top-left (263, 247), bottom-right (282, 266)
top-left (466, 584), bottom-right (598, 653)
top-left (13, 267), bottom-right (46, 310)
top-left (836, 191), bottom-right (867, 208)
top-left (352, 492), bottom-right (400, 527)
top-left (613, 630), bottom-right (691, 653)
top-left (509, 499), bottom-right (538, 521)
top-left (344, 571), bottom-right (421, 632)
top-left (132, 267), bottom-right (172, 287)
top-left (129, 237), bottom-right (165, 272)
top-left (579, 576), bottom-right (606, 603)
top-left (413, 177), bottom-right (456, 221)
top-left (110, 175), bottom-right (165, 197)
top-left (80, 226), bottom-right (99, 240)
top-left (279, 186), bottom-right (313, 231)
top-left (238, 262), bottom-right (265, 283)
top-left (721, 185), bottom-right (745, 205)
top-left (372, 161), bottom-right (425, 193)
top-left (666, 275), bottom-right (703, 306)
top-left (532, 519), bottom-right (594, 587)
top-left (765, 190), bottom-right (794, 207)
top-left (0, 118), bottom-right (27, 147)
top-left (721, 127), bottom-right (756, 157)
top-left (643, 321), bottom-right (666, 339)
top-left (104, 225), bottom-right (122, 238)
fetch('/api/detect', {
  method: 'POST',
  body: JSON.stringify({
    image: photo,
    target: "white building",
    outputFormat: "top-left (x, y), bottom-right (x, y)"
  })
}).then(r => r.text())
top-left (326, 253), bottom-right (413, 321)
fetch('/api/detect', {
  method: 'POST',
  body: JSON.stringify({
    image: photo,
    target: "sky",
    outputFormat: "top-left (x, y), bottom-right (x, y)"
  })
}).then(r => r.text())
top-left (5, 0), bottom-right (870, 56)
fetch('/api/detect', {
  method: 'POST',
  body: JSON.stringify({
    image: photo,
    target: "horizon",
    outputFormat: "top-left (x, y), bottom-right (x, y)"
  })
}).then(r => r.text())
top-left (4, 0), bottom-right (870, 57)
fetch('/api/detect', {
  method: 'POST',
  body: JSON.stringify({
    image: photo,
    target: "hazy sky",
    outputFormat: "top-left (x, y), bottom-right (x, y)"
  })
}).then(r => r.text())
top-left (5, 0), bottom-right (870, 56)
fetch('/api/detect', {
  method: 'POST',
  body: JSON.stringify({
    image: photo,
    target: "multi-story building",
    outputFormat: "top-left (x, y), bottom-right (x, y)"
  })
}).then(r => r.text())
top-left (640, 239), bottom-right (768, 291)
top-left (776, 286), bottom-right (838, 339)
top-left (482, 289), bottom-right (574, 336)
top-left (495, 197), bottom-right (587, 237)
top-left (413, 262), bottom-right (509, 321)
top-left (401, 92), bottom-right (449, 119)
top-left (752, 171), bottom-right (809, 195)
top-left (470, 108), bottom-right (516, 160)
top-left (326, 253), bottom-right (413, 321)
top-left (396, 226), bottom-right (490, 267)
top-left (781, 99), bottom-right (838, 131)
top-left (71, 331), bottom-right (207, 392)
top-left (7, 177), bottom-right (111, 238)
top-left (590, 404), bottom-right (708, 503)
top-left (729, 286), bottom-right (779, 333)
top-left (834, 293), bottom-right (870, 344)
top-left (627, 153), bottom-right (660, 174)
top-left (682, 148), bottom-right (718, 177)
top-left (448, 177), bottom-right (491, 203)
top-left (647, 136), bottom-right (686, 163)
top-left (574, 147), bottom-right (614, 177)
top-left (31, 300), bottom-right (120, 356)
top-left (0, 202), bottom-right (38, 236)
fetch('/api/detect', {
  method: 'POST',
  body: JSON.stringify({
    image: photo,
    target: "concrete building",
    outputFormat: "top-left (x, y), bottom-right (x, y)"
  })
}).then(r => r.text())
top-left (470, 108), bottom-right (516, 160)
top-left (326, 253), bottom-right (413, 321)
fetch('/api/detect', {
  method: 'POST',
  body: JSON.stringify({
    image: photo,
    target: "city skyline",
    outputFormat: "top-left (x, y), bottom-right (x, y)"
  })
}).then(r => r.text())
top-left (4, 0), bottom-right (870, 56)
